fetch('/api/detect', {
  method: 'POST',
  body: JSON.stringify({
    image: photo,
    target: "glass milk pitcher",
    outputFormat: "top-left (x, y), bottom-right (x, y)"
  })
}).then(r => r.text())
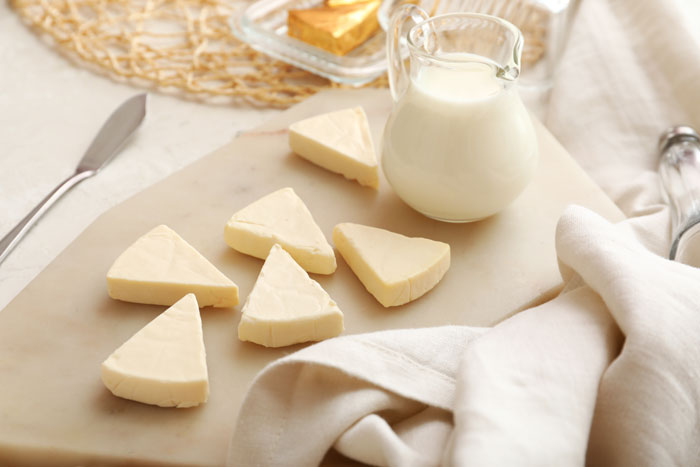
top-left (382, 6), bottom-right (538, 222)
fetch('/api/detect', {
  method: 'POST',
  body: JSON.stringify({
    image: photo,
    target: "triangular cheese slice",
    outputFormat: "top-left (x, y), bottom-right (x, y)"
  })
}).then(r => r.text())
top-left (107, 225), bottom-right (239, 308)
top-left (101, 293), bottom-right (209, 408)
top-left (238, 244), bottom-right (344, 347)
top-left (224, 187), bottom-right (336, 275)
top-left (333, 223), bottom-right (450, 307)
top-left (289, 107), bottom-right (379, 189)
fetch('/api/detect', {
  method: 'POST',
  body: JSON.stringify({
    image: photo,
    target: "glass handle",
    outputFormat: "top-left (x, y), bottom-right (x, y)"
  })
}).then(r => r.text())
top-left (658, 128), bottom-right (700, 259)
top-left (386, 4), bottom-right (429, 102)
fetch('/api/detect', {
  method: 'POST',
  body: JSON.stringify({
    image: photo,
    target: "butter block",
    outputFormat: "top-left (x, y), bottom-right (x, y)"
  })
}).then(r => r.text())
top-left (107, 225), bottom-right (238, 308)
top-left (101, 294), bottom-right (209, 408)
top-left (325, 0), bottom-right (372, 6)
top-left (224, 187), bottom-right (336, 275)
top-left (333, 223), bottom-right (450, 307)
top-left (287, 0), bottom-right (381, 56)
top-left (289, 106), bottom-right (379, 189)
top-left (238, 244), bottom-right (344, 347)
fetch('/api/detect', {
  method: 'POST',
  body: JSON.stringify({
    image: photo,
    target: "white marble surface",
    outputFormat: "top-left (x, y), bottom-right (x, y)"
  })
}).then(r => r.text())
top-left (1, 0), bottom-right (699, 312)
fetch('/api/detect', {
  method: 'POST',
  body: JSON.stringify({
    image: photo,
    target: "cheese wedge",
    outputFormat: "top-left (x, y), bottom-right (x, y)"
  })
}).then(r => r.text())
top-left (101, 294), bottom-right (209, 408)
top-left (333, 223), bottom-right (450, 307)
top-left (107, 225), bottom-right (238, 308)
top-left (289, 107), bottom-right (379, 189)
top-left (238, 244), bottom-right (344, 347)
top-left (224, 187), bottom-right (336, 275)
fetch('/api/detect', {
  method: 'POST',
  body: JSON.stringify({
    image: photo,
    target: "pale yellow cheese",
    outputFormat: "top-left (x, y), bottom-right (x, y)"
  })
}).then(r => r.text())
top-left (333, 223), bottom-right (450, 307)
top-left (238, 244), bottom-right (344, 347)
top-left (224, 187), bottom-right (336, 275)
top-left (107, 225), bottom-right (238, 308)
top-left (101, 293), bottom-right (209, 408)
top-left (289, 106), bottom-right (379, 189)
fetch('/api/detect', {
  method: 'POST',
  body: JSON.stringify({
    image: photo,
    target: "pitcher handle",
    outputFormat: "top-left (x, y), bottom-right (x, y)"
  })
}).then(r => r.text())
top-left (386, 4), bottom-right (430, 102)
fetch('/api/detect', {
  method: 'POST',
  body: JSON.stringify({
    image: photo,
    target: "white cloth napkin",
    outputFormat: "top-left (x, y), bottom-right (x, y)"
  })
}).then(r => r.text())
top-left (229, 326), bottom-right (485, 466)
top-left (546, 0), bottom-right (700, 227)
top-left (228, 0), bottom-right (700, 464)
top-left (450, 205), bottom-right (700, 466)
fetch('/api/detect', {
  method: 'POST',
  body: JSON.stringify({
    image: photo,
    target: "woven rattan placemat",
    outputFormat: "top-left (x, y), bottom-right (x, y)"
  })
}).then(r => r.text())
top-left (11, 0), bottom-right (389, 107)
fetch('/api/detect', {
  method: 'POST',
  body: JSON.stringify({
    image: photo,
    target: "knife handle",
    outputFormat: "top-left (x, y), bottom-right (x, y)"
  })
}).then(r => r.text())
top-left (0, 169), bottom-right (95, 266)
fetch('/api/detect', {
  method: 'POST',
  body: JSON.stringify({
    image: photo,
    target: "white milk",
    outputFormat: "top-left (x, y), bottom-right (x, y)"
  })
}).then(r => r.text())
top-left (381, 56), bottom-right (538, 222)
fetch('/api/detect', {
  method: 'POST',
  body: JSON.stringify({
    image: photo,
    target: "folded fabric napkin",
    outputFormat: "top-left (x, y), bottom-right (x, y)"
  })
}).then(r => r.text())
top-left (227, 205), bottom-right (700, 466)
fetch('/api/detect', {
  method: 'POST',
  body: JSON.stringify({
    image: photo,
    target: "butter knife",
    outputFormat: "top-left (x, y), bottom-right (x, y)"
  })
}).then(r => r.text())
top-left (0, 93), bottom-right (147, 266)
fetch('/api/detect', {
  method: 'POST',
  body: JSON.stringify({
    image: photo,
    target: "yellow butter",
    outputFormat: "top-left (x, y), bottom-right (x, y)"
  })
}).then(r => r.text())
top-left (287, 0), bottom-right (381, 56)
top-left (101, 294), bottom-right (209, 408)
top-left (238, 245), bottom-right (344, 347)
top-left (289, 106), bottom-right (378, 189)
top-left (325, 0), bottom-right (365, 6)
top-left (333, 222), bottom-right (450, 307)
top-left (107, 225), bottom-right (239, 308)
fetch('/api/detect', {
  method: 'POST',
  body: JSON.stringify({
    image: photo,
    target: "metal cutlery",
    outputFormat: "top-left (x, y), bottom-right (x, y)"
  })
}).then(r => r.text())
top-left (0, 93), bottom-right (148, 265)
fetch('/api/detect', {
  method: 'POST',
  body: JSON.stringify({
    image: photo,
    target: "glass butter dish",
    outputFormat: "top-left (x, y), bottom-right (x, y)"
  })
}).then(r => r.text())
top-left (231, 0), bottom-right (388, 85)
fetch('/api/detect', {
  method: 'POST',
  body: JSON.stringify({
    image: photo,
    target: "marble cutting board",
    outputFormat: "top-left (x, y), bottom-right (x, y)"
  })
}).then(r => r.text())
top-left (0, 89), bottom-right (623, 466)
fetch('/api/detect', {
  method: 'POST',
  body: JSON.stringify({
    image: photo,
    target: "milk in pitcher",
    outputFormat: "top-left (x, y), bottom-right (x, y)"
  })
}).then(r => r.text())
top-left (382, 54), bottom-right (538, 222)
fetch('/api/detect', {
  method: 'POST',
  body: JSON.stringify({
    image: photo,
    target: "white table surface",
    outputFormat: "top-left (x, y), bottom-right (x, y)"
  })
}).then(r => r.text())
top-left (1, 1), bottom-right (699, 312)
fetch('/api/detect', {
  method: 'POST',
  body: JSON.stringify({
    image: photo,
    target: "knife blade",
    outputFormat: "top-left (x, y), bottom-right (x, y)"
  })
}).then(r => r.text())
top-left (0, 93), bottom-right (148, 265)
